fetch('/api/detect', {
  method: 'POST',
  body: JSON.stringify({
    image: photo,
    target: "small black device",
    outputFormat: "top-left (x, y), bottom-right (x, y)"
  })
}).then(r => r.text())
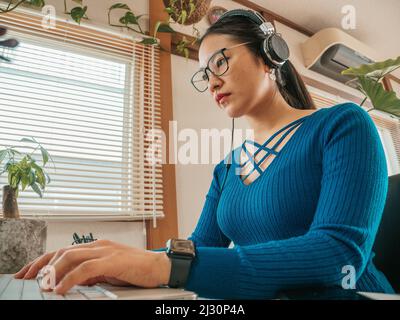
top-left (166, 239), bottom-right (196, 288)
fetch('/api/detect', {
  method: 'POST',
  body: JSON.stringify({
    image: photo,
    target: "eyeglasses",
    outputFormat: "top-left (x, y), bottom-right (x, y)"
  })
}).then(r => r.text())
top-left (191, 42), bottom-right (252, 93)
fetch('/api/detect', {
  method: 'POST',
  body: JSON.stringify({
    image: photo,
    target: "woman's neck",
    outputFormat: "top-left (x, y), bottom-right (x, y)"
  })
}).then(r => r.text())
top-left (244, 90), bottom-right (301, 144)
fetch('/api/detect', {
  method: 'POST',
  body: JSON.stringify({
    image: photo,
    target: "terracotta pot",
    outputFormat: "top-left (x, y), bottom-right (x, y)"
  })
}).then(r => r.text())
top-left (163, 0), bottom-right (211, 25)
top-left (2, 185), bottom-right (20, 219)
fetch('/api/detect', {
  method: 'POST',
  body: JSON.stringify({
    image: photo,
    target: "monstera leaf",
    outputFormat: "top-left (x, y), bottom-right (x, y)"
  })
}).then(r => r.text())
top-left (358, 76), bottom-right (400, 117)
top-left (342, 56), bottom-right (400, 118)
top-left (342, 56), bottom-right (400, 81)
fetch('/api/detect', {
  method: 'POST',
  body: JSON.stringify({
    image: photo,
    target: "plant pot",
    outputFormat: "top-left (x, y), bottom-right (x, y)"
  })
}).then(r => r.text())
top-left (163, 0), bottom-right (211, 25)
top-left (2, 185), bottom-right (20, 219)
top-left (0, 218), bottom-right (47, 274)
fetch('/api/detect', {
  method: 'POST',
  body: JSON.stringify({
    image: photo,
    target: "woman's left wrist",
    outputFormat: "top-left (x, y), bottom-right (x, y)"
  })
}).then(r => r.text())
top-left (155, 251), bottom-right (171, 286)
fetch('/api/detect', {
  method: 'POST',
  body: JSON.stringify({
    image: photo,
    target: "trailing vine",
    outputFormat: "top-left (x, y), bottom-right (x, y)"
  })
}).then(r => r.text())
top-left (0, 0), bottom-right (203, 58)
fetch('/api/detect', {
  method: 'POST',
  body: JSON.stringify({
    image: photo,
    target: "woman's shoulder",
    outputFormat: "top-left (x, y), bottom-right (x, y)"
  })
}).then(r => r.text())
top-left (318, 102), bottom-right (368, 119)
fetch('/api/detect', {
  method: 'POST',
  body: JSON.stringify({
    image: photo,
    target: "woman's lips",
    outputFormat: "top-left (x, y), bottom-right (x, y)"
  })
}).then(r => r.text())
top-left (216, 93), bottom-right (231, 104)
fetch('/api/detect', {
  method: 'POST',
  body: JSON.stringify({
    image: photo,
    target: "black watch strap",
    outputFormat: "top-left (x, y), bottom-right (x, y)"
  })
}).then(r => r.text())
top-left (168, 256), bottom-right (193, 288)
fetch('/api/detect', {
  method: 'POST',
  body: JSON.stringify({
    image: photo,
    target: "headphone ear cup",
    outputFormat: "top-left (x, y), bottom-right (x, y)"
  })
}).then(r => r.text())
top-left (260, 38), bottom-right (273, 68)
top-left (267, 34), bottom-right (290, 65)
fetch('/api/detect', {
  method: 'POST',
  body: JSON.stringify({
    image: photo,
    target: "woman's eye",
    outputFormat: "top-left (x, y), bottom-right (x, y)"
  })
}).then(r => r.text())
top-left (216, 58), bottom-right (226, 68)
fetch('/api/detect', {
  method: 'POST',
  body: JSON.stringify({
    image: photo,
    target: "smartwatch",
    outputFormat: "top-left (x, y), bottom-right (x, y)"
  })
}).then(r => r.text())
top-left (166, 239), bottom-right (196, 288)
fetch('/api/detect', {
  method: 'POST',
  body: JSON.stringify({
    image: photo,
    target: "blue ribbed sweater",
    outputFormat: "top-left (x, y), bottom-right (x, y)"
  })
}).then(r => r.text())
top-left (183, 102), bottom-right (394, 299)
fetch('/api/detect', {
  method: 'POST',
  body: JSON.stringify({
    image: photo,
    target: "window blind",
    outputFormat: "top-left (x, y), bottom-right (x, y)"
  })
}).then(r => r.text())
top-left (0, 11), bottom-right (164, 220)
top-left (308, 85), bottom-right (400, 175)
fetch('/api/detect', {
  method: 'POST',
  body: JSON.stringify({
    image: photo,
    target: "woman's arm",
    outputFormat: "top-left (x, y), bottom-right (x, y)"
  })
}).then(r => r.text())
top-left (187, 161), bottom-right (232, 248)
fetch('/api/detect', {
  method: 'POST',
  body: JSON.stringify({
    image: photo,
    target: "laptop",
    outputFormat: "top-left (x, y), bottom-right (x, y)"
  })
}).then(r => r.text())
top-left (0, 274), bottom-right (198, 300)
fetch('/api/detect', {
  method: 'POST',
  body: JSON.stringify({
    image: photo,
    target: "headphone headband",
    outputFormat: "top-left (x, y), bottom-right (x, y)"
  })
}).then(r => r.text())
top-left (217, 9), bottom-right (276, 36)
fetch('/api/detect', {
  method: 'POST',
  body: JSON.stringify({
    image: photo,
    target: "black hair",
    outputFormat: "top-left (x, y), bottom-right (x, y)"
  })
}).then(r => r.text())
top-left (200, 15), bottom-right (316, 110)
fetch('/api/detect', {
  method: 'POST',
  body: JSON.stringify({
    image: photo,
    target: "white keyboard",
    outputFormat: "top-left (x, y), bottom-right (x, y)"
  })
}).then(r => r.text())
top-left (0, 274), bottom-right (116, 300)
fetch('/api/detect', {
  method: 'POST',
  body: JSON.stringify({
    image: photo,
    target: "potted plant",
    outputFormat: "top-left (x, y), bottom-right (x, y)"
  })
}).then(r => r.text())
top-left (108, 1), bottom-right (205, 58)
top-left (162, 0), bottom-right (211, 25)
top-left (0, 137), bottom-right (53, 273)
top-left (342, 56), bottom-right (400, 117)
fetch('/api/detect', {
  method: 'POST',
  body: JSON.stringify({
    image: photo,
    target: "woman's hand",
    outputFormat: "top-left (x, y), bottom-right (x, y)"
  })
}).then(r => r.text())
top-left (14, 239), bottom-right (171, 295)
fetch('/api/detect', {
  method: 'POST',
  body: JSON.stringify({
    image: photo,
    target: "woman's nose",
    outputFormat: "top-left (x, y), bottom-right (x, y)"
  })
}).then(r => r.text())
top-left (208, 73), bottom-right (223, 93)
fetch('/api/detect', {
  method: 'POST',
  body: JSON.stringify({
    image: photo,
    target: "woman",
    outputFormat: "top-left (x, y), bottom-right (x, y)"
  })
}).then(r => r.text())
top-left (15, 9), bottom-right (394, 299)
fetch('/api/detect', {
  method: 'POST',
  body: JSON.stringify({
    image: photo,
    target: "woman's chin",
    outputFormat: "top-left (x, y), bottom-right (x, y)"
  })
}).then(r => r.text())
top-left (223, 103), bottom-right (241, 118)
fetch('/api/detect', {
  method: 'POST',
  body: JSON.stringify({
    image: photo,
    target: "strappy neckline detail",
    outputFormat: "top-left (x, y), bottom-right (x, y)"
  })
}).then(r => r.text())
top-left (237, 112), bottom-right (318, 186)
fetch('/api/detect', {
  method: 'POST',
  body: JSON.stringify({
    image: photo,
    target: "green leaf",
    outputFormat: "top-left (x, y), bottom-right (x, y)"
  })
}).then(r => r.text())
top-left (45, 172), bottom-right (51, 184)
top-left (359, 76), bottom-right (400, 117)
top-left (342, 56), bottom-right (400, 80)
top-left (139, 38), bottom-right (159, 45)
top-left (109, 3), bottom-right (131, 11)
top-left (119, 11), bottom-right (139, 25)
top-left (183, 48), bottom-right (189, 59)
top-left (70, 6), bottom-right (88, 24)
top-left (179, 10), bottom-right (187, 25)
top-left (0, 150), bottom-right (7, 164)
top-left (21, 175), bottom-right (29, 191)
top-left (29, 170), bottom-right (36, 185)
top-left (28, 0), bottom-right (45, 7)
top-left (72, 0), bottom-right (83, 4)
top-left (164, 7), bottom-right (174, 15)
top-left (157, 22), bottom-right (175, 33)
top-left (40, 147), bottom-right (49, 166)
top-left (188, 2), bottom-right (196, 18)
top-left (20, 137), bottom-right (36, 144)
top-left (31, 182), bottom-right (43, 198)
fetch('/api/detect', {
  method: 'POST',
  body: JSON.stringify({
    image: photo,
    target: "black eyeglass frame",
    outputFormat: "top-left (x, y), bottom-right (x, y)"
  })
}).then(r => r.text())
top-left (191, 41), bottom-right (252, 93)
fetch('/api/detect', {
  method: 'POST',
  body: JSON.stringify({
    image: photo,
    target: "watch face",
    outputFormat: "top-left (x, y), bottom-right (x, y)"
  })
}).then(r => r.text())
top-left (169, 239), bottom-right (195, 256)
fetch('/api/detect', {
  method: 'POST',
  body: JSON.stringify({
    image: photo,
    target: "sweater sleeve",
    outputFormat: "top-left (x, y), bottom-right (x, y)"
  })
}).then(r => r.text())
top-left (187, 160), bottom-right (232, 248)
top-left (185, 103), bottom-right (389, 299)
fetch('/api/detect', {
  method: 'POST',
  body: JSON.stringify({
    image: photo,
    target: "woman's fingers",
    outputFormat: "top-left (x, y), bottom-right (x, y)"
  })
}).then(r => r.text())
top-left (51, 247), bottom-right (110, 284)
top-left (14, 259), bottom-right (38, 279)
top-left (20, 239), bottom-right (114, 280)
top-left (54, 257), bottom-right (111, 295)
top-left (14, 252), bottom-right (54, 280)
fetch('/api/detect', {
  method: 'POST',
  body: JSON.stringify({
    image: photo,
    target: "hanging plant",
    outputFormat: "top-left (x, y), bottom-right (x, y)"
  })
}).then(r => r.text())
top-left (0, 0), bottom-right (202, 59)
top-left (0, 0), bottom-right (88, 24)
top-left (163, 0), bottom-right (210, 25)
top-left (0, 0), bottom-right (45, 14)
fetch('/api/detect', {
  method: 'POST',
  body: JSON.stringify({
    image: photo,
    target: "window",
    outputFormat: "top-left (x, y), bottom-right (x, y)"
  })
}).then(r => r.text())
top-left (0, 12), bottom-right (163, 220)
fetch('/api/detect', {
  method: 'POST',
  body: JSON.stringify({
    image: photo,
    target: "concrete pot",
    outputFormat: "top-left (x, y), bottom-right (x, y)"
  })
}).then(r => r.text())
top-left (0, 218), bottom-right (47, 274)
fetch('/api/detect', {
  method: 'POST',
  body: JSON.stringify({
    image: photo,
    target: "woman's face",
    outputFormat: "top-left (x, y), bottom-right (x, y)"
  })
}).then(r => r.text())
top-left (198, 34), bottom-right (276, 118)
